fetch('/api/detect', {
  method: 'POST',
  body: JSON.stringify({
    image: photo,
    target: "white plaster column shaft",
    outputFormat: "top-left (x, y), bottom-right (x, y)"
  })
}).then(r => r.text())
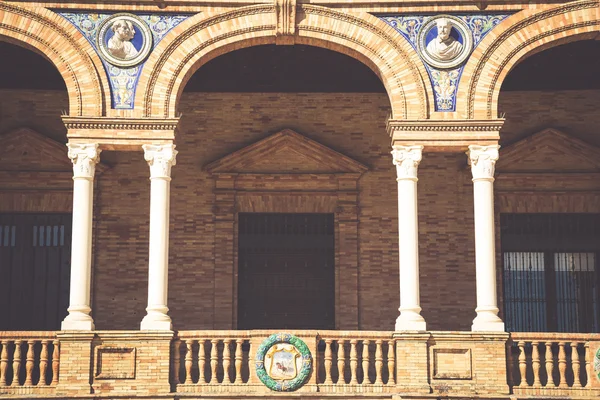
top-left (141, 144), bottom-right (177, 331)
top-left (468, 145), bottom-right (505, 332)
top-left (392, 145), bottom-right (426, 331)
top-left (61, 143), bottom-right (100, 331)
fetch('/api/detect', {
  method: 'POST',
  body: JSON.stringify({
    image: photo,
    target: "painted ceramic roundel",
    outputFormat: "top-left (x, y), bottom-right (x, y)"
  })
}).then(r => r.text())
top-left (417, 15), bottom-right (473, 69)
top-left (255, 333), bottom-right (312, 391)
top-left (97, 13), bottom-right (153, 68)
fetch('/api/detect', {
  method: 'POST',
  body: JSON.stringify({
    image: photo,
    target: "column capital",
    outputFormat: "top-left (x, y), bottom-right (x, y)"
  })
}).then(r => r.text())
top-left (67, 143), bottom-right (101, 179)
top-left (467, 144), bottom-right (500, 181)
top-left (391, 145), bottom-right (423, 181)
top-left (143, 144), bottom-right (177, 179)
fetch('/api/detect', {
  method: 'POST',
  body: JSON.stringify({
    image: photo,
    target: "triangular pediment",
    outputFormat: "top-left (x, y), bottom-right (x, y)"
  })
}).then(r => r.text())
top-left (0, 128), bottom-right (108, 174)
top-left (497, 129), bottom-right (600, 173)
top-left (205, 129), bottom-right (368, 174)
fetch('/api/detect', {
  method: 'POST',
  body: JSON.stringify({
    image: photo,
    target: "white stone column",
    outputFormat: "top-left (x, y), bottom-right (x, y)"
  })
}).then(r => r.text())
top-left (467, 145), bottom-right (505, 332)
top-left (61, 143), bottom-right (100, 331)
top-left (141, 144), bottom-right (177, 331)
top-left (392, 145), bottom-right (426, 331)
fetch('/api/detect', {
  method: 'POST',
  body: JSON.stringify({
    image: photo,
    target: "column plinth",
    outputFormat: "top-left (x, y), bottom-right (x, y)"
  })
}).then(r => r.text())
top-left (141, 144), bottom-right (177, 331)
top-left (392, 145), bottom-right (426, 331)
top-left (62, 143), bottom-right (100, 331)
top-left (467, 145), bottom-right (505, 332)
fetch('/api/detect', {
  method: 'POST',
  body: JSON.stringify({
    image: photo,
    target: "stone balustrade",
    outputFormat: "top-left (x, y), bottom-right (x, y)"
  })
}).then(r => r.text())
top-left (0, 332), bottom-right (58, 395)
top-left (509, 333), bottom-right (600, 397)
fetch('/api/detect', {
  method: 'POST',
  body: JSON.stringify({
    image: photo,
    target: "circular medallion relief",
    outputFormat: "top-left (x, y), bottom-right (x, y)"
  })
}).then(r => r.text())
top-left (96, 13), bottom-right (153, 68)
top-left (417, 15), bottom-right (473, 69)
top-left (255, 333), bottom-right (312, 391)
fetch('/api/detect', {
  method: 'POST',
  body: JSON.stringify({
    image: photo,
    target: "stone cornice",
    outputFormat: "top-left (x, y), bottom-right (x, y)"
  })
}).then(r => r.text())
top-left (62, 116), bottom-right (180, 132)
top-left (63, 117), bottom-right (180, 150)
top-left (388, 119), bottom-right (504, 150)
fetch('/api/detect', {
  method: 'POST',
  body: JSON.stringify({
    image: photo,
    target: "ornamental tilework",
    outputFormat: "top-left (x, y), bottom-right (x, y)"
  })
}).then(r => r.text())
top-left (380, 14), bottom-right (510, 112)
top-left (59, 12), bottom-right (191, 109)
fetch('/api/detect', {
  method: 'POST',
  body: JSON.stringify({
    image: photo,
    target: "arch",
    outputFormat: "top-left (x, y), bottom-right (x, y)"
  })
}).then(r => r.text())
top-left (0, 3), bottom-right (109, 116)
top-left (459, 0), bottom-right (599, 120)
top-left (137, 4), bottom-right (430, 120)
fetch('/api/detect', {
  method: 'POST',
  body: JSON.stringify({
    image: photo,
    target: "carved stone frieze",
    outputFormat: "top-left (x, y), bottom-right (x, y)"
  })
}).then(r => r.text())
top-left (467, 145), bottom-right (500, 181)
top-left (143, 144), bottom-right (177, 179)
top-left (392, 145), bottom-right (423, 180)
top-left (67, 143), bottom-right (101, 179)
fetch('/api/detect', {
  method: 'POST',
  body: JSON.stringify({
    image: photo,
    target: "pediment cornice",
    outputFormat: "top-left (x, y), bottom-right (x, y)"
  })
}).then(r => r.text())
top-left (205, 129), bottom-right (368, 175)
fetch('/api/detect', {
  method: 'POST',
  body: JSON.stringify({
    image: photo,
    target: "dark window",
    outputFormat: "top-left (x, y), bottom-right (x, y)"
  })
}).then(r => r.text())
top-left (501, 214), bottom-right (600, 333)
top-left (0, 213), bottom-right (71, 330)
top-left (237, 213), bottom-right (335, 329)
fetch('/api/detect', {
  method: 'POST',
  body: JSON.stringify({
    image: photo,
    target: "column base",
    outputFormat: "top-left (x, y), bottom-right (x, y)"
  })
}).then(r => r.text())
top-left (140, 312), bottom-right (172, 331)
top-left (395, 312), bottom-right (427, 331)
top-left (61, 311), bottom-right (95, 331)
top-left (471, 311), bottom-right (505, 332)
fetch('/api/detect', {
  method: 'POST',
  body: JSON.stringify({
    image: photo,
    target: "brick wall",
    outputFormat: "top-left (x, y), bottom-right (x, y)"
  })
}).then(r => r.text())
top-left (0, 89), bottom-right (598, 331)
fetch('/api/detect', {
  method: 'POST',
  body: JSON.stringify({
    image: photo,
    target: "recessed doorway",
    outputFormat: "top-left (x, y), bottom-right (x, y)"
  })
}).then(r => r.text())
top-left (237, 213), bottom-right (335, 329)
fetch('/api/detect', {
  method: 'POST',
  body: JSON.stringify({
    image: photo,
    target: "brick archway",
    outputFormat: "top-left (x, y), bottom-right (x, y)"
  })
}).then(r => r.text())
top-left (137, 4), bottom-right (430, 120)
top-left (459, 0), bottom-right (599, 120)
top-left (0, 3), bottom-right (109, 116)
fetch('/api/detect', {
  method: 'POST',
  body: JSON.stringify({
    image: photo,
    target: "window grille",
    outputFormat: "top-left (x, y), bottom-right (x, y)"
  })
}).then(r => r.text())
top-left (500, 214), bottom-right (600, 333)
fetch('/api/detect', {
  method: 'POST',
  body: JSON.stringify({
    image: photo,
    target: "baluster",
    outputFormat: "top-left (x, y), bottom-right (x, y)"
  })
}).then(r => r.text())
top-left (349, 340), bottom-right (358, 384)
top-left (39, 341), bottom-right (49, 386)
top-left (584, 342), bottom-right (591, 388)
top-left (387, 340), bottom-right (395, 385)
top-left (323, 339), bottom-right (333, 384)
top-left (545, 342), bottom-right (555, 387)
top-left (361, 340), bottom-right (370, 385)
top-left (518, 341), bottom-right (527, 387)
top-left (531, 341), bottom-right (540, 387)
top-left (25, 341), bottom-right (35, 386)
top-left (0, 340), bottom-right (8, 386)
top-left (558, 342), bottom-right (567, 387)
top-left (184, 340), bottom-right (194, 384)
top-left (223, 339), bottom-right (232, 384)
top-left (374, 340), bottom-right (383, 385)
top-left (336, 340), bottom-right (346, 385)
top-left (571, 342), bottom-right (581, 388)
top-left (234, 339), bottom-right (243, 384)
top-left (51, 340), bottom-right (59, 385)
top-left (198, 340), bottom-right (206, 384)
top-left (172, 340), bottom-right (181, 385)
top-left (11, 340), bottom-right (22, 387)
top-left (210, 339), bottom-right (219, 384)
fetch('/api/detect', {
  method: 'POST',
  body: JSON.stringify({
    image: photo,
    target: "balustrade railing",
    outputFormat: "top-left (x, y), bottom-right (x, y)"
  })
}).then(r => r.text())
top-left (0, 332), bottom-right (58, 394)
top-left (508, 333), bottom-right (596, 394)
top-left (317, 331), bottom-right (395, 392)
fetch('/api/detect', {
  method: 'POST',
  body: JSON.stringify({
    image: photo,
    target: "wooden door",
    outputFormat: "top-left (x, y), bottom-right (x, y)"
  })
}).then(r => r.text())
top-left (0, 213), bottom-right (71, 330)
top-left (237, 213), bottom-right (335, 329)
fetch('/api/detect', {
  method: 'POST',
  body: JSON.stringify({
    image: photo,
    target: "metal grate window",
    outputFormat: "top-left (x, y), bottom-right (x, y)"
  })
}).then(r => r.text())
top-left (501, 214), bottom-right (600, 333)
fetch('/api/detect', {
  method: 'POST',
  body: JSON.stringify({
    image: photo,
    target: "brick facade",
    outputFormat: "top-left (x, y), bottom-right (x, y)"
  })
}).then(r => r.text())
top-left (1, 89), bottom-right (599, 332)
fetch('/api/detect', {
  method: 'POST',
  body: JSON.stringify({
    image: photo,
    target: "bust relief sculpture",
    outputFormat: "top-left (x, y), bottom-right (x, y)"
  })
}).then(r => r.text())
top-left (417, 15), bottom-right (473, 69)
top-left (108, 19), bottom-right (139, 60)
top-left (426, 18), bottom-right (463, 62)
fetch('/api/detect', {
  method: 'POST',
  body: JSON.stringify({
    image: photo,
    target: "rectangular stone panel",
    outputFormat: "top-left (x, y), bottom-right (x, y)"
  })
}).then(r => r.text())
top-left (433, 348), bottom-right (472, 379)
top-left (95, 346), bottom-right (136, 379)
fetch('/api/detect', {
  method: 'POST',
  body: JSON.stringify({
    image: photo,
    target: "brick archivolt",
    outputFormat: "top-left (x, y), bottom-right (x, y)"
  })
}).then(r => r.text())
top-left (0, 3), bottom-right (109, 117)
top-left (459, 0), bottom-right (600, 120)
top-left (136, 4), bottom-right (429, 120)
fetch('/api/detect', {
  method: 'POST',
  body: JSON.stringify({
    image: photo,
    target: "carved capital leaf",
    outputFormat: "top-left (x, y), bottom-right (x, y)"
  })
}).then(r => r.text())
top-left (391, 145), bottom-right (423, 180)
top-left (67, 143), bottom-right (101, 179)
top-left (143, 144), bottom-right (178, 179)
top-left (467, 145), bottom-right (500, 180)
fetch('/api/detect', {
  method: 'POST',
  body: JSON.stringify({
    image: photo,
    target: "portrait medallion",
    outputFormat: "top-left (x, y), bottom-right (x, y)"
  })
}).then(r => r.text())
top-left (417, 15), bottom-right (473, 69)
top-left (97, 13), bottom-right (153, 68)
top-left (255, 333), bottom-right (312, 391)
